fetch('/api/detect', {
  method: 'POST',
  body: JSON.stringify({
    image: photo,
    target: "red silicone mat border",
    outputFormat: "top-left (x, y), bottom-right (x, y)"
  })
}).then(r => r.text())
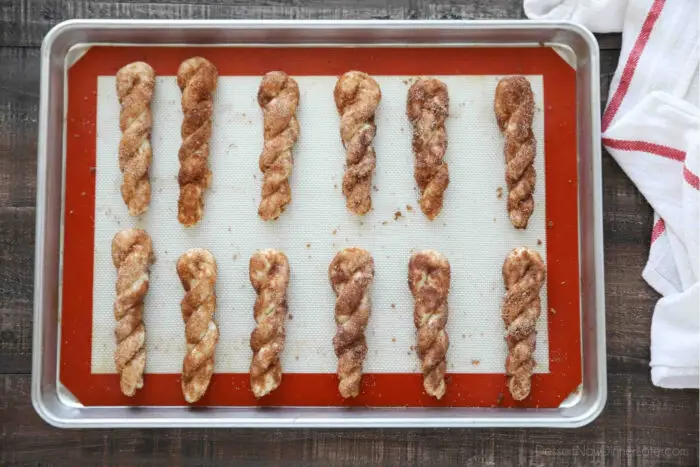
top-left (61, 46), bottom-right (581, 408)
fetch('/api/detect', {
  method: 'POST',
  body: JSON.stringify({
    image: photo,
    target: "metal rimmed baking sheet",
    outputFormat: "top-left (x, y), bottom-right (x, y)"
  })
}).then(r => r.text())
top-left (32, 18), bottom-right (604, 425)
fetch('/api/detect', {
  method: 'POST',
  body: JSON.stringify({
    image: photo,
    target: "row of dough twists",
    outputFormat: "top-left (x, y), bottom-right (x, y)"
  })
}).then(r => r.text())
top-left (116, 59), bottom-right (537, 228)
top-left (112, 228), bottom-right (545, 403)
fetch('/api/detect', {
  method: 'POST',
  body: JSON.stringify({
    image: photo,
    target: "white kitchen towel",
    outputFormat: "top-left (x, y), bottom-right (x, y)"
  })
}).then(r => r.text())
top-left (524, 0), bottom-right (700, 388)
top-left (523, 0), bottom-right (629, 33)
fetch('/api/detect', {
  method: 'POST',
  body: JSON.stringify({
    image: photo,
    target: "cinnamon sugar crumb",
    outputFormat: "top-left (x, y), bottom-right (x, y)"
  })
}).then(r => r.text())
top-left (391, 338), bottom-right (396, 343)
top-left (550, 308), bottom-right (556, 314)
top-left (537, 239), bottom-right (542, 245)
top-left (306, 243), bottom-right (311, 249)
top-left (496, 392), bottom-right (504, 405)
top-left (471, 360), bottom-right (480, 366)
top-left (548, 220), bottom-right (554, 228)
top-left (332, 229), bottom-right (337, 235)
top-left (394, 211), bottom-right (402, 220)
top-left (496, 187), bottom-right (503, 198)
top-left (391, 304), bottom-right (396, 309)
top-left (406, 204), bottom-right (413, 211)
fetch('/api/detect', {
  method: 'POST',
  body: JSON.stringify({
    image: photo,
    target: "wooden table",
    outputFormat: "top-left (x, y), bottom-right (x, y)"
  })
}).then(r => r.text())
top-left (1, 1), bottom-right (697, 465)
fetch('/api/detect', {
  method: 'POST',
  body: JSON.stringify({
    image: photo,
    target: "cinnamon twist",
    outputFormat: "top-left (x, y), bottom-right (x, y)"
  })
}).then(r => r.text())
top-left (502, 247), bottom-right (546, 401)
top-left (112, 228), bottom-right (154, 397)
top-left (329, 248), bottom-right (375, 398)
top-left (177, 57), bottom-right (218, 227)
top-left (177, 248), bottom-right (219, 403)
top-left (116, 62), bottom-right (155, 216)
top-left (257, 72), bottom-right (300, 221)
top-left (334, 71), bottom-right (381, 215)
top-left (249, 249), bottom-right (290, 398)
top-left (494, 76), bottom-right (536, 229)
top-left (407, 78), bottom-right (450, 220)
top-left (408, 250), bottom-right (451, 399)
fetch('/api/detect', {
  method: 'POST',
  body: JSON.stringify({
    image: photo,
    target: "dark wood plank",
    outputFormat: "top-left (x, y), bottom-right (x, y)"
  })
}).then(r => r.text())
top-left (599, 47), bottom-right (622, 112)
top-left (0, 207), bottom-right (35, 374)
top-left (0, 47), bottom-right (39, 374)
top-left (0, 374), bottom-right (697, 466)
top-left (596, 33), bottom-right (623, 50)
top-left (0, 47), bottom-right (39, 209)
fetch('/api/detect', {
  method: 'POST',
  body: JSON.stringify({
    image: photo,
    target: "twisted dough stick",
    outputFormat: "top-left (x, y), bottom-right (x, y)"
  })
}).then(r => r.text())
top-left (112, 228), bottom-right (154, 397)
top-left (249, 249), bottom-right (290, 398)
top-left (502, 247), bottom-right (546, 401)
top-left (334, 71), bottom-right (381, 215)
top-left (407, 78), bottom-right (449, 220)
top-left (329, 248), bottom-right (375, 398)
top-left (257, 72), bottom-right (300, 220)
top-left (177, 57), bottom-right (218, 227)
top-left (116, 62), bottom-right (155, 216)
top-left (494, 76), bottom-right (536, 229)
top-left (177, 248), bottom-right (219, 403)
top-left (408, 250), bottom-right (451, 399)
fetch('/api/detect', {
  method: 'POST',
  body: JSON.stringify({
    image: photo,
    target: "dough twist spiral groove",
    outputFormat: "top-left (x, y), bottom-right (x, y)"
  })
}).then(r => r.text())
top-left (408, 250), bottom-right (451, 399)
top-left (249, 249), bottom-right (290, 398)
top-left (329, 248), bottom-right (375, 398)
top-left (116, 62), bottom-right (155, 216)
top-left (112, 228), bottom-right (154, 397)
top-left (177, 248), bottom-right (219, 403)
top-left (502, 247), bottom-right (546, 401)
top-left (407, 78), bottom-right (450, 220)
top-left (495, 76), bottom-right (536, 229)
top-left (257, 72), bottom-right (300, 220)
top-left (177, 57), bottom-right (218, 226)
top-left (334, 71), bottom-right (381, 215)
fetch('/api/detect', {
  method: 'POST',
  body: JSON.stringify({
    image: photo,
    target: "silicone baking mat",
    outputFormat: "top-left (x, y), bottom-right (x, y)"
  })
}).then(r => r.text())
top-left (60, 46), bottom-right (581, 408)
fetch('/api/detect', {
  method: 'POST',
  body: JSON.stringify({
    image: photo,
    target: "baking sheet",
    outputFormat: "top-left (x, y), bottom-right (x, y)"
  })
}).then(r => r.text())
top-left (91, 74), bottom-right (548, 376)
